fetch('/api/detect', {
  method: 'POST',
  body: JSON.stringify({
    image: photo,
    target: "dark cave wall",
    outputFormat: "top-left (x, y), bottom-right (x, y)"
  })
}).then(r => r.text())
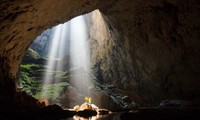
top-left (0, 0), bottom-right (199, 107)
top-left (88, 10), bottom-right (143, 104)
top-left (89, 10), bottom-right (135, 86)
top-left (98, 0), bottom-right (200, 105)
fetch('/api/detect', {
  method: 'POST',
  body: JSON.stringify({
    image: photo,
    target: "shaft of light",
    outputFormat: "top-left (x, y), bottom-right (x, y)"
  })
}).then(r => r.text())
top-left (69, 15), bottom-right (91, 96)
top-left (40, 15), bottom-right (91, 100)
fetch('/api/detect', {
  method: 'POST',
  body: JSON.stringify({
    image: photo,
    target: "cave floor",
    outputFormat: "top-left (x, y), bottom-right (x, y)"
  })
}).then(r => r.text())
top-left (0, 107), bottom-right (200, 120)
top-left (119, 107), bottom-right (200, 120)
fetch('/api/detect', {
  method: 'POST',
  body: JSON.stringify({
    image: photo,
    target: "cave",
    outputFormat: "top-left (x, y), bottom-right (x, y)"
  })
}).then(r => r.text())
top-left (0, 0), bottom-right (200, 120)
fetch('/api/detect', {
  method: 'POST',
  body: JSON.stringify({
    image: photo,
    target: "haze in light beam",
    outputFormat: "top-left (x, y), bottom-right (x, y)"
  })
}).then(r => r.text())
top-left (69, 15), bottom-right (91, 96)
top-left (41, 23), bottom-right (70, 97)
top-left (40, 15), bottom-right (91, 100)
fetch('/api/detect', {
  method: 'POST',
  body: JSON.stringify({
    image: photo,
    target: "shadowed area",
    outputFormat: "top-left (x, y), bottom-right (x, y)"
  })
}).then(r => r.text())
top-left (0, 0), bottom-right (200, 120)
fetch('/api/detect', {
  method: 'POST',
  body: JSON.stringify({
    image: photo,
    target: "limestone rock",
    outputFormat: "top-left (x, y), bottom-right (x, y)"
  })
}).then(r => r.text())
top-left (0, 0), bottom-right (199, 109)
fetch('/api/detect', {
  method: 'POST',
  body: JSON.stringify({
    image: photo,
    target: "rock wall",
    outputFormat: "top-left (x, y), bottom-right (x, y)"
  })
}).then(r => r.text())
top-left (98, 0), bottom-right (200, 105)
top-left (89, 10), bottom-right (135, 86)
top-left (88, 10), bottom-right (144, 105)
top-left (0, 0), bottom-right (199, 108)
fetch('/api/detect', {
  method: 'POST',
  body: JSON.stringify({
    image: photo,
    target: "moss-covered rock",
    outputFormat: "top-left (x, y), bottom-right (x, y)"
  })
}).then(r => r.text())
top-left (22, 48), bottom-right (40, 63)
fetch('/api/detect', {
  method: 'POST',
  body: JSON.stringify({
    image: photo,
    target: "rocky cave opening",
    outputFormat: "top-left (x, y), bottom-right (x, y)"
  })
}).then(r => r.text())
top-left (0, 0), bottom-right (200, 120)
top-left (18, 9), bottom-right (114, 109)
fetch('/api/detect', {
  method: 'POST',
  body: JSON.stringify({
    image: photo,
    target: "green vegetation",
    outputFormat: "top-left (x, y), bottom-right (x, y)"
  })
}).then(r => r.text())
top-left (55, 71), bottom-right (70, 81)
top-left (19, 64), bottom-right (70, 101)
top-left (19, 71), bottom-right (42, 95)
top-left (25, 48), bottom-right (40, 59)
top-left (20, 64), bottom-right (39, 69)
top-left (19, 48), bottom-right (70, 102)
top-left (19, 63), bottom-right (70, 101)
top-left (20, 64), bottom-right (41, 73)
top-left (34, 82), bottom-right (69, 100)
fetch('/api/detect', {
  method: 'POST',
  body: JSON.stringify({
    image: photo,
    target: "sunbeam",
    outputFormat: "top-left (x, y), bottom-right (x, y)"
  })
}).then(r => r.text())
top-left (40, 14), bottom-right (92, 103)
top-left (69, 15), bottom-right (91, 96)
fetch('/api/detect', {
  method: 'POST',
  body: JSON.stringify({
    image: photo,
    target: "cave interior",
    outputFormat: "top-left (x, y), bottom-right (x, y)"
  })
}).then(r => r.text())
top-left (0, 0), bottom-right (200, 119)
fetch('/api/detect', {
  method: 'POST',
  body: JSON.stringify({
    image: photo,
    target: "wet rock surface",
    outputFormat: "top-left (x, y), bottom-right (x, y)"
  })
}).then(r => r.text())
top-left (1, 106), bottom-right (199, 120)
top-left (120, 107), bottom-right (200, 120)
top-left (0, 104), bottom-right (76, 120)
